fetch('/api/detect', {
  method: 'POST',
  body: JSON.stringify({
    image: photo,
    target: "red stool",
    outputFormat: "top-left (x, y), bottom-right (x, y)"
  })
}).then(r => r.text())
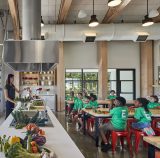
top-left (103, 118), bottom-right (110, 123)
top-left (111, 130), bottom-right (132, 154)
top-left (127, 119), bottom-right (147, 153)
top-left (152, 118), bottom-right (160, 135)
top-left (87, 118), bottom-right (94, 131)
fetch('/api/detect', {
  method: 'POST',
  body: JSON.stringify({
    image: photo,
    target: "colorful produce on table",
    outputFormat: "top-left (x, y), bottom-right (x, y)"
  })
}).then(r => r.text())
top-left (14, 96), bottom-right (31, 103)
top-left (32, 100), bottom-right (44, 107)
top-left (0, 132), bottom-right (55, 158)
top-left (11, 111), bottom-right (47, 129)
top-left (8, 136), bottom-right (20, 145)
top-left (94, 109), bottom-right (109, 114)
top-left (25, 124), bottom-right (46, 146)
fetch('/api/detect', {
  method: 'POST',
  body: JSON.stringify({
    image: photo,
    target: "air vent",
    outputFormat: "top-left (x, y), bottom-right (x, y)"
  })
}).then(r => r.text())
top-left (84, 32), bottom-right (96, 42)
top-left (85, 36), bottom-right (96, 42)
top-left (136, 35), bottom-right (148, 42)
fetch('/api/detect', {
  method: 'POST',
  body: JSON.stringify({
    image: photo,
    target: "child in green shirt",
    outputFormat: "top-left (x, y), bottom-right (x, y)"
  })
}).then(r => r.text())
top-left (107, 90), bottom-right (116, 100)
top-left (65, 91), bottom-right (77, 115)
top-left (99, 97), bottom-right (128, 152)
top-left (147, 95), bottom-right (160, 109)
top-left (132, 98), bottom-right (152, 130)
top-left (71, 93), bottom-right (83, 122)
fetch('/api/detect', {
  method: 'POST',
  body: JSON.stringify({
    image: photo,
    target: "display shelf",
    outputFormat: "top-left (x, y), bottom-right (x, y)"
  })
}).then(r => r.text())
top-left (20, 69), bottom-right (57, 86)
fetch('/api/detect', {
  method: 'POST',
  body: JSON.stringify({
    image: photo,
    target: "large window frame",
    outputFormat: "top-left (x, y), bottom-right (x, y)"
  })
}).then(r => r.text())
top-left (65, 68), bottom-right (136, 100)
top-left (65, 69), bottom-right (98, 96)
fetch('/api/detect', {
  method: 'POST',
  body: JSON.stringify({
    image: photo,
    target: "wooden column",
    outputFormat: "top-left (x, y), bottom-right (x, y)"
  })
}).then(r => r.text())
top-left (57, 42), bottom-right (65, 111)
top-left (14, 71), bottom-right (20, 93)
top-left (140, 41), bottom-right (154, 97)
top-left (97, 41), bottom-right (108, 100)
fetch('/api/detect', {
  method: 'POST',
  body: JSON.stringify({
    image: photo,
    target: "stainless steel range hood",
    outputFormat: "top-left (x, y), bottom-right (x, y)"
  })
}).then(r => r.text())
top-left (3, 40), bottom-right (59, 71)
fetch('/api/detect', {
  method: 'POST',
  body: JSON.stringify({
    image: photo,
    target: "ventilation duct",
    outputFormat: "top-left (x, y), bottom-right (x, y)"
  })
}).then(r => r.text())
top-left (41, 23), bottom-right (160, 41)
top-left (3, 0), bottom-right (59, 72)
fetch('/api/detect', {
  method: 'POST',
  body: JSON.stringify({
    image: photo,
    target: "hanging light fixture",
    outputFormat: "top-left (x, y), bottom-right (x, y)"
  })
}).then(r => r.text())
top-left (142, 0), bottom-right (154, 27)
top-left (89, 0), bottom-right (99, 27)
top-left (108, 0), bottom-right (122, 7)
top-left (41, 16), bottom-right (44, 27)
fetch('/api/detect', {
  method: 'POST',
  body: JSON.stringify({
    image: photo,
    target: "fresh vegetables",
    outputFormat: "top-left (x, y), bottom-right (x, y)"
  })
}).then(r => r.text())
top-left (15, 96), bottom-right (31, 103)
top-left (32, 135), bottom-right (46, 146)
top-left (0, 135), bottom-right (10, 154)
top-left (32, 100), bottom-right (44, 106)
top-left (25, 124), bottom-right (46, 146)
top-left (8, 136), bottom-right (20, 145)
top-left (11, 111), bottom-right (47, 129)
top-left (30, 141), bottom-right (38, 153)
top-left (11, 110), bottom-right (30, 129)
top-left (27, 134), bottom-right (32, 153)
top-left (5, 143), bottom-right (41, 158)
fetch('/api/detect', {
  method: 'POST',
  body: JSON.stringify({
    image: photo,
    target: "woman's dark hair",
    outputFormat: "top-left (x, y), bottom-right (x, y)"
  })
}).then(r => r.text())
top-left (150, 95), bottom-right (159, 103)
top-left (137, 98), bottom-right (149, 113)
top-left (110, 90), bottom-right (116, 94)
top-left (6, 74), bottom-right (14, 85)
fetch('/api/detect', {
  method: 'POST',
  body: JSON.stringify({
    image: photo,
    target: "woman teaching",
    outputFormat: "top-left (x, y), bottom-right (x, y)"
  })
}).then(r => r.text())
top-left (4, 74), bottom-right (20, 118)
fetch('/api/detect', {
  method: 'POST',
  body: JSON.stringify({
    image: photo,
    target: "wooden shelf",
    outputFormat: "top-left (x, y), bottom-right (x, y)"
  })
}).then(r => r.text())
top-left (20, 69), bottom-right (57, 86)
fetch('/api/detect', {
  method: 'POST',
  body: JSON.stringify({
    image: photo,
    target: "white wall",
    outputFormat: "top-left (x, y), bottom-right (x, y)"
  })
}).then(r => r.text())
top-left (64, 42), bottom-right (98, 68)
top-left (108, 41), bottom-right (140, 97)
top-left (64, 41), bottom-right (140, 98)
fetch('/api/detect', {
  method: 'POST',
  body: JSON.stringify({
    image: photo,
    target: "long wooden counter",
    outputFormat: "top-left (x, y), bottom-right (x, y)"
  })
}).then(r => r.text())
top-left (0, 103), bottom-right (85, 158)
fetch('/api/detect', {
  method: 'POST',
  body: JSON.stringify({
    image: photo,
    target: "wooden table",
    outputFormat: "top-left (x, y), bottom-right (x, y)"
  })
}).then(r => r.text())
top-left (83, 108), bottom-right (160, 147)
top-left (144, 136), bottom-right (160, 158)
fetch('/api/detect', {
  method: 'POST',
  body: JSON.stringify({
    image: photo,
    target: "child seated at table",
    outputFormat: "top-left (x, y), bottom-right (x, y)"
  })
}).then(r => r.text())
top-left (65, 91), bottom-right (78, 115)
top-left (70, 92), bottom-right (83, 123)
top-left (107, 90), bottom-right (116, 100)
top-left (147, 95), bottom-right (160, 109)
top-left (89, 94), bottom-right (98, 108)
top-left (99, 97), bottom-right (128, 152)
top-left (132, 98), bottom-right (155, 135)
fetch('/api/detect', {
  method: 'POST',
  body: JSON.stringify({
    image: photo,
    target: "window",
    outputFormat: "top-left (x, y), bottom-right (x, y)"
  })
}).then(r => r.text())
top-left (65, 69), bottom-right (82, 95)
top-left (65, 69), bottom-right (98, 96)
top-left (65, 68), bottom-right (136, 100)
top-left (108, 69), bottom-right (136, 100)
top-left (83, 69), bottom-right (98, 95)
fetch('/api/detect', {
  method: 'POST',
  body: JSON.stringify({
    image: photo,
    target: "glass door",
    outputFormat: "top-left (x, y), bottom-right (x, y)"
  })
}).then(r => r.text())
top-left (116, 69), bottom-right (136, 100)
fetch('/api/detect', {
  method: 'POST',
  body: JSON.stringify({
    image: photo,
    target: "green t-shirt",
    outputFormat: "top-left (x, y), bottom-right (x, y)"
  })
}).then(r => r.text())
top-left (134, 107), bottom-right (151, 123)
top-left (73, 99), bottom-right (83, 111)
top-left (66, 96), bottom-right (77, 101)
top-left (147, 102), bottom-right (160, 109)
top-left (89, 101), bottom-right (98, 108)
top-left (83, 101), bottom-right (98, 108)
top-left (107, 95), bottom-right (116, 100)
top-left (110, 106), bottom-right (128, 130)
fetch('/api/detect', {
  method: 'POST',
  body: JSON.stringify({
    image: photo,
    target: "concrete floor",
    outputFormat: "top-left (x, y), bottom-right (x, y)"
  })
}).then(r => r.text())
top-left (55, 112), bottom-right (148, 158)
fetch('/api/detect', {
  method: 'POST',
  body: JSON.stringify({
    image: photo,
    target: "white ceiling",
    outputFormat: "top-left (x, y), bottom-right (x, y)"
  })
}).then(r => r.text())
top-left (115, 0), bottom-right (160, 23)
top-left (0, 0), bottom-right (160, 27)
top-left (66, 0), bottom-right (108, 24)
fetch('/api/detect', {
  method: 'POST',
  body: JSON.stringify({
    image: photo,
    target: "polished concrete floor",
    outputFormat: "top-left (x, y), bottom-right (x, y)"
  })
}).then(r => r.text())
top-left (55, 112), bottom-right (148, 158)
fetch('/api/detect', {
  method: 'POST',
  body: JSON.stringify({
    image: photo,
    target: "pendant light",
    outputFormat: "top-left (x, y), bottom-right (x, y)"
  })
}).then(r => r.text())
top-left (89, 0), bottom-right (99, 27)
top-left (108, 0), bottom-right (122, 7)
top-left (142, 0), bottom-right (154, 27)
top-left (41, 16), bottom-right (44, 27)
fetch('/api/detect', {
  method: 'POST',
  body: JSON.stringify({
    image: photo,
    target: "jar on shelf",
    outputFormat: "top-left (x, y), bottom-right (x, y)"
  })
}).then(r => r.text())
top-left (41, 81), bottom-right (45, 86)
top-left (48, 80), bottom-right (52, 86)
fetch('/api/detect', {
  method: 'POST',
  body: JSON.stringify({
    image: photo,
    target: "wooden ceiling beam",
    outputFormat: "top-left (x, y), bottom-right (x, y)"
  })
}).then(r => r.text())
top-left (57, 0), bottom-right (72, 24)
top-left (102, 0), bottom-right (132, 23)
top-left (8, 0), bottom-right (21, 39)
